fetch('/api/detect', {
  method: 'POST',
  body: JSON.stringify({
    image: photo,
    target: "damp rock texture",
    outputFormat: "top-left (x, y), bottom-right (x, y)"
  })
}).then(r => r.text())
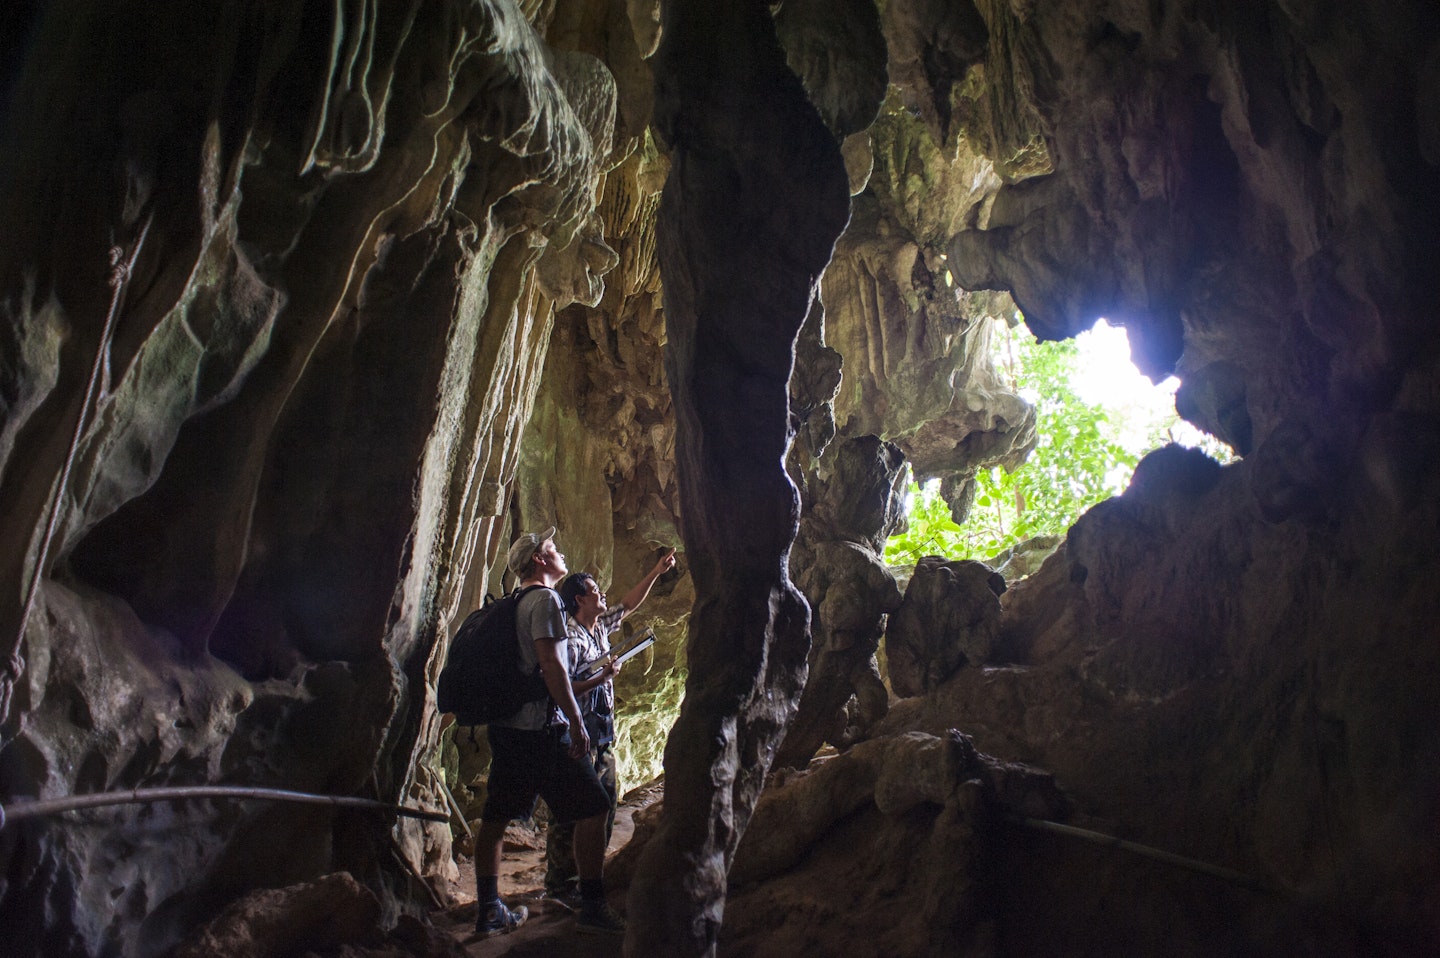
top-left (1, 0), bottom-right (1439, 956)
top-left (886, 556), bottom-right (1007, 697)
top-left (0, 2), bottom-right (636, 954)
top-left (776, 436), bottom-right (906, 770)
top-left (607, 730), bottom-right (1067, 957)
top-left (621, 2), bottom-right (853, 954)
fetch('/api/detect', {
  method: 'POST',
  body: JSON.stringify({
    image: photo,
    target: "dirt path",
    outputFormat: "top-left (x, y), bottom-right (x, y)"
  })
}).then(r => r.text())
top-left (431, 783), bottom-right (662, 957)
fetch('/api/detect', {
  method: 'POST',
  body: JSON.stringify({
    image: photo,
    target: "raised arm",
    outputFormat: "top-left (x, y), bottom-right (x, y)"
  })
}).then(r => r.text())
top-left (616, 548), bottom-right (677, 616)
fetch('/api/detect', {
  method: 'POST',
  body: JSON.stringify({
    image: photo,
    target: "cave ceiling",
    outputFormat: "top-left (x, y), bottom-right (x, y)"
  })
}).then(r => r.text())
top-left (0, 0), bottom-right (1438, 956)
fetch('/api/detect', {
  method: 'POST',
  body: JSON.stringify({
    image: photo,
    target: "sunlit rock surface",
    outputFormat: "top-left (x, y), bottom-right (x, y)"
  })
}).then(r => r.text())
top-left (0, 0), bottom-right (1438, 955)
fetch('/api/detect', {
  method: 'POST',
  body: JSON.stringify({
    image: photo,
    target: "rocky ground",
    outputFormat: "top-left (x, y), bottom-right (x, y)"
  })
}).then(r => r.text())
top-left (431, 782), bottom-right (664, 957)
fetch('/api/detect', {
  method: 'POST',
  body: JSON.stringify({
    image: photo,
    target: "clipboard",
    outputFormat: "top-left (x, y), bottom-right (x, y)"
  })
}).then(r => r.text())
top-left (578, 627), bottom-right (656, 679)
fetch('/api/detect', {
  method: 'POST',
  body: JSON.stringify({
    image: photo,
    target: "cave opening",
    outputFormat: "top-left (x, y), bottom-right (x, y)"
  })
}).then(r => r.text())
top-left (885, 315), bottom-right (1234, 574)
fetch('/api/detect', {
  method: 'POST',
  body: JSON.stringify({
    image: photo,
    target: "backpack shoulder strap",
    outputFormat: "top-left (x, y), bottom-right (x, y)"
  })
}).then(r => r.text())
top-left (510, 583), bottom-right (557, 605)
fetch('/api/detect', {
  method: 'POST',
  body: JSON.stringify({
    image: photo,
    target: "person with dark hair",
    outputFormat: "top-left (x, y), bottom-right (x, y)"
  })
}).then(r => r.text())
top-left (543, 548), bottom-right (676, 901)
top-left (471, 528), bottom-right (627, 938)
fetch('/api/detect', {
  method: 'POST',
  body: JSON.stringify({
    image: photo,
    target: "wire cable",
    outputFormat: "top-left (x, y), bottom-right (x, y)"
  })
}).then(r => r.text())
top-left (0, 784), bottom-right (450, 829)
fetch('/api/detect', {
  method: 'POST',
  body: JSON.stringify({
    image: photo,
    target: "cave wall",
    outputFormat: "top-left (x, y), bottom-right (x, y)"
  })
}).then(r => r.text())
top-left (1, 0), bottom-right (1438, 955)
top-left (729, 0), bottom-right (1440, 954)
top-left (0, 1), bottom-right (628, 953)
top-left (509, 133), bottom-right (692, 793)
top-left (622, 2), bottom-right (853, 951)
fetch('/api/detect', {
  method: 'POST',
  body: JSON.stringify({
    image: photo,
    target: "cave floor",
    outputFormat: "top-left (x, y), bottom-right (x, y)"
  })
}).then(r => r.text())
top-left (430, 781), bottom-right (661, 957)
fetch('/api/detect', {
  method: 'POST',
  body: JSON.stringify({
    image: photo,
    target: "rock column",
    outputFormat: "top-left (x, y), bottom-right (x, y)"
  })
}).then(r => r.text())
top-left (624, 1), bottom-right (850, 954)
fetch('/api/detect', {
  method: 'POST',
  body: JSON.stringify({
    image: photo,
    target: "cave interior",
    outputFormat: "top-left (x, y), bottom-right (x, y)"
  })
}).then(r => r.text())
top-left (1, 0), bottom-right (1438, 956)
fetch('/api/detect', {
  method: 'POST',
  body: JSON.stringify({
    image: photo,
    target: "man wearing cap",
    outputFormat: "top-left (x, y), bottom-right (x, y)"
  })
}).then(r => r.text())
top-left (472, 527), bottom-right (626, 938)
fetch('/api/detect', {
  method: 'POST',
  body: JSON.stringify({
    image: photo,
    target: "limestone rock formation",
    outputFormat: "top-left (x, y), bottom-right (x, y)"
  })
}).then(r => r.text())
top-left (621, 2), bottom-right (855, 952)
top-left (727, 730), bottom-right (1065, 957)
top-left (170, 872), bottom-right (466, 958)
top-left (0, 1), bottom-right (634, 953)
top-left (777, 436), bottom-right (906, 769)
top-left (509, 135), bottom-right (690, 791)
top-left (734, 730), bottom-right (1067, 886)
top-left (886, 556), bottom-right (1007, 697)
top-left (0, 0), bottom-right (1438, 956)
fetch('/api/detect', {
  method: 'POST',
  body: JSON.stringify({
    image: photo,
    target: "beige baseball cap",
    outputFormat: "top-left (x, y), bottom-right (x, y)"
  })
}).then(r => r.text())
top-left (506, 526), bottom-right (557, 580)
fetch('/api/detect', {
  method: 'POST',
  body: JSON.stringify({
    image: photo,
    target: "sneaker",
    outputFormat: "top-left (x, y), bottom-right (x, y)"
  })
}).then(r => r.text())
top-left (476, 899), bottom-right (528, 938)
top-left (576, 901), bottom-right (626, 935)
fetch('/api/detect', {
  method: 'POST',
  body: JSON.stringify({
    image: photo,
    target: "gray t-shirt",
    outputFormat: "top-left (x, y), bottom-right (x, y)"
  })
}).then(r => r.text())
top-left (493, 586), bottom-right (568, 731)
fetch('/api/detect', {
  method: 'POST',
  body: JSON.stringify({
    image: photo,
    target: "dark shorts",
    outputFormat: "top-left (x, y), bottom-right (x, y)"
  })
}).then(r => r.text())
top-left (482, 725), bottom-right (611, 825)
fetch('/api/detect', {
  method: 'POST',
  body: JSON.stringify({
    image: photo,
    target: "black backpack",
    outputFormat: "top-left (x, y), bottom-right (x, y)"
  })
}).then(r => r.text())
top-left (436, 585), bottom-right (552, 725)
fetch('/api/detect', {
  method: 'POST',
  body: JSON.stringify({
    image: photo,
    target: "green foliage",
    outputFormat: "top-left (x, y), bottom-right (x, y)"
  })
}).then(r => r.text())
top-left (882, 478), bottom-right (969, 565)
top-left (885, 326), bottom-right (1151, 568)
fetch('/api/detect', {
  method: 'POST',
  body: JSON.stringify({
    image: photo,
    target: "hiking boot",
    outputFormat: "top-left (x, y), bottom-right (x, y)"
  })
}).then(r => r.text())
top-left (576, 901), bottom-right (626, 935)
top-left (476, 899), bottom-right (528, 938)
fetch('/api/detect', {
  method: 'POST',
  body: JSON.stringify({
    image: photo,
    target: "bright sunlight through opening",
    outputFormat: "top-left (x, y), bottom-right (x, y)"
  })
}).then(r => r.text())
top-left (884, 316), bottom-right (1233, 572)
top-left (1070, 319), bottom-right (1212, 452)
top-left (1069, 318), bottom-right (1221, 486)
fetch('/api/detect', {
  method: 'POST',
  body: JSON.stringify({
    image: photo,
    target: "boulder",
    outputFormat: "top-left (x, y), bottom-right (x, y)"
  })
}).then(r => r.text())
top-left (886, 556), bottom-right (1007, 696)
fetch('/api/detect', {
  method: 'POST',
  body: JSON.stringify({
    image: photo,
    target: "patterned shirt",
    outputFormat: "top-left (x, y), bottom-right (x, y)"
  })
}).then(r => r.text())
top-left (565, 604), bottom-right (625, 747)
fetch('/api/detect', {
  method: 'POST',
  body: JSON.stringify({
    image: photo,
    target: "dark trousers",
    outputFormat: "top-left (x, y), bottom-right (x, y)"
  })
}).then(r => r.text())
top-left (543, 743), bottom-right (618, 890)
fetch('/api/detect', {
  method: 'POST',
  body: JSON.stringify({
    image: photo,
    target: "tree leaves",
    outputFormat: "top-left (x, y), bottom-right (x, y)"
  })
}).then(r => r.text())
top-left (885, 325), bottom-right (1154, 568)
